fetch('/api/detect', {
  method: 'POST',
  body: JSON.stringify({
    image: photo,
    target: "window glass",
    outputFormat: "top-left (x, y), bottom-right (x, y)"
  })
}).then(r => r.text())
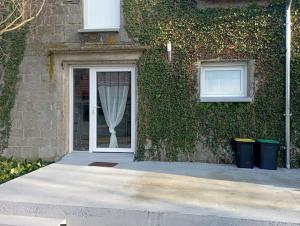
top-left (84, 0), bottom-right (120, 30)
top-left (96, 72), bottom-right (131, 149)
top-left (204, 70), bottom-right (242, 94)
top-left (73, 68), bottom-right (89, 151)
top-left (200, 64), bottom-right (247, 98)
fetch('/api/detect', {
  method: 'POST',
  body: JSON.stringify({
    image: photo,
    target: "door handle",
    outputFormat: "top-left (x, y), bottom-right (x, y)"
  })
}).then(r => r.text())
top-left (93, 106), bottom-right (101, 114)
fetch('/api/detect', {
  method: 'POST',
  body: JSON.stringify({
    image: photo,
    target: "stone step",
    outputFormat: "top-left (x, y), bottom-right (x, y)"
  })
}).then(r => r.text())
top-left (0, 214), bottom-right (66, 226)
top-left (0, 201), bottom-right (298, 226)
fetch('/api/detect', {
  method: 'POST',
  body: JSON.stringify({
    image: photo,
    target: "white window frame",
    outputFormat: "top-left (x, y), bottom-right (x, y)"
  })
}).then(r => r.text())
top-left (200, 62), bottom-right (251, 102)
top-left (81, 0), bottom-right (121, 32)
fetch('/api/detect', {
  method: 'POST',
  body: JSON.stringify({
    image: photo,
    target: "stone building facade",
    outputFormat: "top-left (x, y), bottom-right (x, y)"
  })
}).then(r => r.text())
top-left (4, 0), bottom-right (145, 161)
top-left (3, 0), bottom-right (275, 161)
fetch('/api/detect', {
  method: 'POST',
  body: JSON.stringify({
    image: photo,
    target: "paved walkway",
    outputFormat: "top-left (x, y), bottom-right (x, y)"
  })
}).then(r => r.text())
top-left (0, 152), bottom-right (299, 226)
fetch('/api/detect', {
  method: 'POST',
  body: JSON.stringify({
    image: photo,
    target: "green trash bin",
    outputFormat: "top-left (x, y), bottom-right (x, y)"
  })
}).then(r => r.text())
top-left (256, 139), bottom-right (279, 170)
top-left (234, 138), bottom-right (256, 168)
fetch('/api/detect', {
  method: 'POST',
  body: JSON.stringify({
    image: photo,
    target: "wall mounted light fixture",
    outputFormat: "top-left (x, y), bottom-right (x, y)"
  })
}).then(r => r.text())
top-left (167, 41), bottom-right (172, 62)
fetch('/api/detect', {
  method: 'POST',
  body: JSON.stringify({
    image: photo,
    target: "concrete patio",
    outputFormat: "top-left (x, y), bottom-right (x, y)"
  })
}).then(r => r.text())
top-left (0, 152), bottom-right (299, 226)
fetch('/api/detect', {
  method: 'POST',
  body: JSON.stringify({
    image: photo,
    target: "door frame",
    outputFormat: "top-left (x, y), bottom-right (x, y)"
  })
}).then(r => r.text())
top-left (69, 65), bottom-right (136, 153)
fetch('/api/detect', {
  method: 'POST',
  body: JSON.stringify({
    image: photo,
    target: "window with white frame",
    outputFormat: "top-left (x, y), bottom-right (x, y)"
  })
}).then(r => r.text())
top-left (83, 0), bottom-right (120, 31)
top-left (200, 63), bottom-right (249, 101)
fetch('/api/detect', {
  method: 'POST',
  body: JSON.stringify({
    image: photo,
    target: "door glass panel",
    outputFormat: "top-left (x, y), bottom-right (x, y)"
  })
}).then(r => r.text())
top-left (96, 72), bottom-right (131, 148)
top-left (73, 69), bottom-right (89, 151)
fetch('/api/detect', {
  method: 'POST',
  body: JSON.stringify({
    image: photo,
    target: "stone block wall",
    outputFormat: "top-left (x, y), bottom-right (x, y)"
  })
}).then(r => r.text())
top-left (4, 0), bottom-right (133, 161)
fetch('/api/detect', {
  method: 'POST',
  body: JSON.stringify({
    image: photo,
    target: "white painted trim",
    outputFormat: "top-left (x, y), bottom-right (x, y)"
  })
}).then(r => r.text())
top-left (89, 68), bottom-right (93, 153)
top-left (69, 67), bottom-right (74, 153)
top-left (69, 66), bottom-right (136, 154)
top-left (78, 28), bottom-right (120, 33)
top-left (132, 67), bottom-right (136, 154)
top-left (200, 97), bottom-right (252, 103)
top-left (90, 68), bottom-right (96, 153)
top-left (92, 148), bottom-right (133, 153)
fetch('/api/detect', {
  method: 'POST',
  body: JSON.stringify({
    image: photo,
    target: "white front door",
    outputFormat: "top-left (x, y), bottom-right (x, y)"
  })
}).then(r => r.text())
top-left (71, 66), bottom-right (136, 153)
top-left (90, 67), bottom-right (135, 153)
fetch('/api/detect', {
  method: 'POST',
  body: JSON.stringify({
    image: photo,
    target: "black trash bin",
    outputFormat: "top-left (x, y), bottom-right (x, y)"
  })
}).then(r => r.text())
top-left (256, 139), bottom-right (279, 170)
top-left (234, 138), bottom-right (255, 168)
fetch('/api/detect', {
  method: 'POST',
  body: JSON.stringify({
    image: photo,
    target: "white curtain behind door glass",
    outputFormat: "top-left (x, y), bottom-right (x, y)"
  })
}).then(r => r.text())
top-left (97, 72), bottom-right (130, 148)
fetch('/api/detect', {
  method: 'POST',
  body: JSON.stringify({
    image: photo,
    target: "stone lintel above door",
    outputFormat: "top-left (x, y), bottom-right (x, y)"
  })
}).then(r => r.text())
top-left (49, 44), bottom-right (148, 69)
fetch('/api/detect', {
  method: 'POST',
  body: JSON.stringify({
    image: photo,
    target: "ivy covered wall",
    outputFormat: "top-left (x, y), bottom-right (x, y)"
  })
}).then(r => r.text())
top-left (124, 0), bottom-right (300, 167)
top-left (0, 29), bottom-right (27, 153)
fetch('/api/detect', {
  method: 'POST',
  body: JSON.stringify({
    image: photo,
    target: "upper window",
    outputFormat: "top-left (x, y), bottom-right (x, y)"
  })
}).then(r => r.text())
top-left (83, 0), bottom-right (120, 31)
top-left (200, 63), bottom-right (251, 102)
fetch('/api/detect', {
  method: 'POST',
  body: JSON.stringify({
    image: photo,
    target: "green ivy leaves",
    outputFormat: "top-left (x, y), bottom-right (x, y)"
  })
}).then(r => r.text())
top-left (0, 29), bottom-right (27, 153)
top-left (124, 0), bottom-right (300, 166)
top-left (0, 157), bottom-right (49, 184)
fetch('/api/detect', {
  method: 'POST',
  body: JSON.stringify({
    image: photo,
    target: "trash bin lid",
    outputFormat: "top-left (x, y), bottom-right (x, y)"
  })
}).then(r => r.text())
top-left (234, 138), bottom-right (255, 143)
top-left (256, 139), bottom-right (280, 144)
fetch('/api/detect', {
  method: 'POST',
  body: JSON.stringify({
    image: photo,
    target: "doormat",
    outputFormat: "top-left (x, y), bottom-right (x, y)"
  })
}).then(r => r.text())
top-left (88, 162), bottom-right (118, 167)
